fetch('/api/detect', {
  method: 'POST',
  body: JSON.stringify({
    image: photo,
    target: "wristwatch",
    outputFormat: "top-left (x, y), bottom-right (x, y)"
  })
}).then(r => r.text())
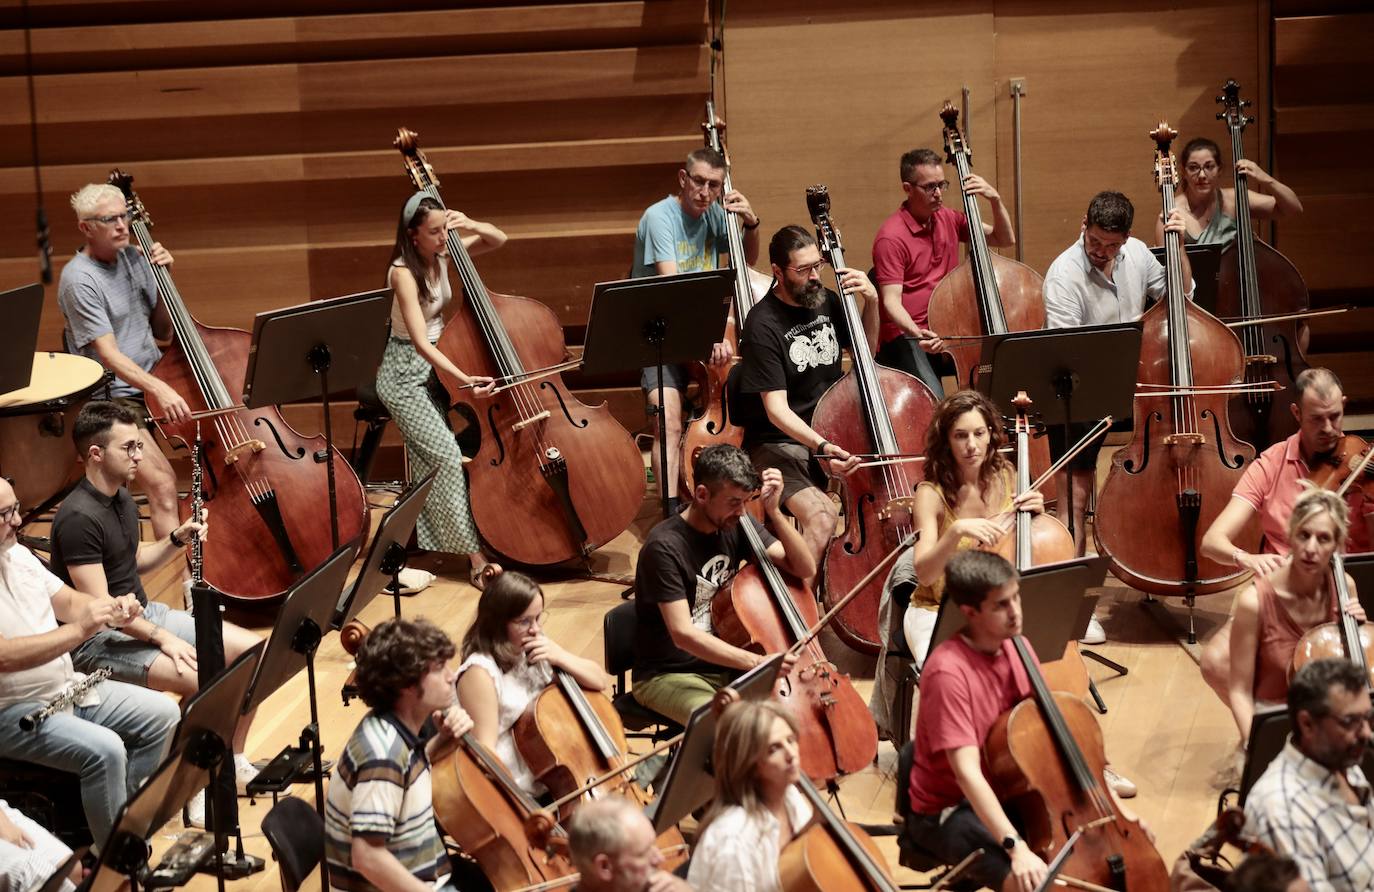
top-left (1001, 835), bottom-right (1019, 851)
top-left (169, 529), bottom-right (186, 548)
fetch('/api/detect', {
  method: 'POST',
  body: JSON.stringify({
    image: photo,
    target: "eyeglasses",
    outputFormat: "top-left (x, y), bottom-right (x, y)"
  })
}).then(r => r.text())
top-left (510, 612), bottom-right (548, 632)
top-left (0, 502), bottom-right (22, 523)
top-left (787, 260), bottom-right (828, 276)
top-left (912, 180), bottom-right (950, 196)
top-left (103, 440), bottom-right (145, 458)
top-left (83, 211), bottom-right (132, 226)
top-left (1324, 709), bottom-right (1374, 732)
top-left (686, 173), bottom-right (725, 192)
top-left (1184, 162), bottom-right (1219, 175)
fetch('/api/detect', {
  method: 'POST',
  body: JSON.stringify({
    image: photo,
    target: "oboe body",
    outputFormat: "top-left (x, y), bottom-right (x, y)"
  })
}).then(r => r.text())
top-left (20, 667), bottom-right (112, 731)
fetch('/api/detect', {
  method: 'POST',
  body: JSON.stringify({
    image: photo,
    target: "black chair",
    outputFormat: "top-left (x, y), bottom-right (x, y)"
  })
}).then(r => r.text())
top-left (261, 796), bottom-right (324, 892)
top-left (602, 600), bottom-right (682, 742)
top-left (350, 376), bottom-right (393, 484)
top-left (0, 759), bottom-right (90, 849)
top-left (894, 741), bottom-right (981, 890)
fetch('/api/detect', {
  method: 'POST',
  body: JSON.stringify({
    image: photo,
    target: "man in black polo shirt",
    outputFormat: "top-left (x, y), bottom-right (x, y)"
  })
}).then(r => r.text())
top-left (50, 400), bottom-right (261, 826)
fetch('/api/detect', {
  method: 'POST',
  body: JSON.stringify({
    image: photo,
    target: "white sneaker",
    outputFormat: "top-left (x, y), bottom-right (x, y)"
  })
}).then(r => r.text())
top-left (234, 754), bottom-right (259, 794)
top-left (185, 789), bottom-right (206, 829)
top-left (386, 568), bottom-right (434, 596)
top-left (1080, 616), bottom-right (1107, 645)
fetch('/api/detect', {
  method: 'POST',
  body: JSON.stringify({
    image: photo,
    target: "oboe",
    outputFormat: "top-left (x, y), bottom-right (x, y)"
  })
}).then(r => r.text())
top-left (20, 667), bottom-right (111, 731)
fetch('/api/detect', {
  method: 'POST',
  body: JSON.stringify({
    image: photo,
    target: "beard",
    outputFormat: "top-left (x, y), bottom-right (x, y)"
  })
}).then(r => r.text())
top-left (791, 278), bottom-right (826, 309)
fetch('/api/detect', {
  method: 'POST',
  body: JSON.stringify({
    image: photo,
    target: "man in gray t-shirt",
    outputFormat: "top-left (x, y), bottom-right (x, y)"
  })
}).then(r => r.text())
top-left (57, 183), bottom-right (188, 538)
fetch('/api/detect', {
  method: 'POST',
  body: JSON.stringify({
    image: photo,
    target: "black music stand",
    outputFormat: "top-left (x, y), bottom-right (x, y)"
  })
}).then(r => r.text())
top-left (78, 739), bottom-right (214, 892)
top-left (648, 655), bottom-right (785, 836)
top-left (242, 289), bottom-right (390, 550)
top-left (922, 557), bottom-right (1120, 710)
top-left (334, 470), bottom-right (436, 628)
top-left (240, 544), bottom-right (355, 892)
top-left (1344, 552), bottom-right (1374, 620)
top-left (583, 270), bottom-right (734, 517)
top-left (1149, 244), bottom-right (1222, 315)
top-left (977, 324), bottom-right (1141, 545)
top-left (175, 642), bottom-right (265, 881)
top-left (0, 283), bottom-right (44, 394)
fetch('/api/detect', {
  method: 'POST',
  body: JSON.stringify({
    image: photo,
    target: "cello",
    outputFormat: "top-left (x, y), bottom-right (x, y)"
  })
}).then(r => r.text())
top-left (1093, 125), bottom-right (1255, 638)
top-left (1213, 80), bottom-right (1312, 451)
top-left (110, 171), bottom-right (367, 601)
top-left (985, 634), bottom-right (1169, 891)
top-left (710, 509), bottom-right (878, 781)
top-left (778, 776), bottom-right (900, 892)
top-left (512, 667), bottom-right (688, 867)
top-left (679, 102), bottom-right (770, 497)
top-left (806, 185), bottom-right (940, 654)
top-left (395, 130), bottom-right (645, 566)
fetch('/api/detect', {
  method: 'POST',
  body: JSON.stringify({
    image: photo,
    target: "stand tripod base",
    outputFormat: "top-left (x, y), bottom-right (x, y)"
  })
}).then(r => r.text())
top-left (195, 850), bottom-right (264, 880)
top-left (1081, 651), bottom-right (1128, 715)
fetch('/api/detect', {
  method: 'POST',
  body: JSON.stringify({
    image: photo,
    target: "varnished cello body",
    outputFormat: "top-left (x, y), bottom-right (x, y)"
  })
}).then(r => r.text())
top-left (396, 130), bottom-right (644, 566)
top-left (1213, 80), bottom-right (1311, 451)
top-left (710, 517), bottom-right (878, 781)
top-left (778, 776), bottom-right (900, 891)
top-left (111, 171), bottom-right (367, 601)
top-left (1094, 126), bottom-right (1254, 599)
top-left (806, 186), bottom-right (940, 654)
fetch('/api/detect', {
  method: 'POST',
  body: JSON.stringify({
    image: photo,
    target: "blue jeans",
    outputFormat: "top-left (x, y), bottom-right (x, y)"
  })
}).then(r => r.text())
top-left (72, 601), bottom-right (198, 685)
top-left (0, 679), bottom-right (180, 851)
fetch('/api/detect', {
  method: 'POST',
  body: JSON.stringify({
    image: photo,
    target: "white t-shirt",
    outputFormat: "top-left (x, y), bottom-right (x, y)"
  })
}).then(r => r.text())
top-left (457, 652), bottom-right (553, 795)
top-left (688, 784), bottom-right (814, 892)
top-left (388, 261), bottom-right (453, 343)
top-left (0, 545), bottom-right (91, 710)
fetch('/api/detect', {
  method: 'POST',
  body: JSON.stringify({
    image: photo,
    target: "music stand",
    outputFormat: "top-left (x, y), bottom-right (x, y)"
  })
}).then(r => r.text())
top-left (0, 283), bottom-right (44, 394)
top-left (1343, 552), bottom-right (1374, 619)
top-left (242, 289), bottom-right (390, 550)
top-left (648, 654), bottom-right (784, 835)
top-left (977, 324), bottom-right (1141, 547)
top-left (1149, 244), bottom-right (1222, 315)
top-left (333, 470), bottom-right (436, 628)
top-left (78, 740), bottom-right (213, 892)
top-left (583, 270), bottom-right (734, 517)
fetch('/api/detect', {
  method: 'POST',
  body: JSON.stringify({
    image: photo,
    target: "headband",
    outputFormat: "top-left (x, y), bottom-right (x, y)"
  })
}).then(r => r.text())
top-left (403, 190), bottom-right (430, 222)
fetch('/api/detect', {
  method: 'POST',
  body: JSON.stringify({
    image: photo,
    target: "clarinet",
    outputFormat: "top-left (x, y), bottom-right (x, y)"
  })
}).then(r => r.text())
top-left (20, 668), bottom-right (112, 731)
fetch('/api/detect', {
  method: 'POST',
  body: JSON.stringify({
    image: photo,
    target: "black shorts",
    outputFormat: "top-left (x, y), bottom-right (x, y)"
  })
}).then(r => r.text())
top-left (748, 441), bottom-right (827, 505)
top-left (904, 801), bottom-right (1014, 890)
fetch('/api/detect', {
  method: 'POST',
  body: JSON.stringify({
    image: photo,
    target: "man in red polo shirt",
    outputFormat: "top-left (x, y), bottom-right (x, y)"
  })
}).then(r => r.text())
top-left (1198, 366), bottom-right (1374, 701)
top-left (871, 148), bottom-right (1015, 397)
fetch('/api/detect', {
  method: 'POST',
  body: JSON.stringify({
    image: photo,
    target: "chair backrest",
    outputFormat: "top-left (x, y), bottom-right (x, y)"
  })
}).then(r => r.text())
top-left (261, 796), bottom-right (324, 892)
top-left (603, 600), bottom-right (639, 690)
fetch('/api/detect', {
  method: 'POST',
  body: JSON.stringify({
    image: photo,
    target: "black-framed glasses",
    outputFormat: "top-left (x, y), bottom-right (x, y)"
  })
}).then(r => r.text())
top-left (0, 502), bottom-right (22, 523)
top-left (103, 440), bottom-right (145, 457)
top-left (912, 180), bottom-right (950, 196)
top-left (83, 211), bottom-right (132, 226)
top-left (787, 260), bottom-right (828, 277)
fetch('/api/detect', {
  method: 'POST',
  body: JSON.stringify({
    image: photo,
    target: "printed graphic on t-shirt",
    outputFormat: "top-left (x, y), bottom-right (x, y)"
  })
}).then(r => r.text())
top-left (691, 553), bottom-right (732, 631)
top-left (785, 316), bottom-right (839, 372)
top-left (675, 237), bottom-right (719, 273)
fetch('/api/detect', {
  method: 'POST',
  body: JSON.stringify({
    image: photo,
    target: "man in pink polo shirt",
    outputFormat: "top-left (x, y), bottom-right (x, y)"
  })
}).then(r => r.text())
top-left (1198, 367), bottom-right (1374, 700)
top-left (871, 148), bottom-right (1015, 398)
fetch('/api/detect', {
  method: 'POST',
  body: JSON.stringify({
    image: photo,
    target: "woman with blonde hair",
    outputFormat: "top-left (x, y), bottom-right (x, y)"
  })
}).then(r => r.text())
top-left (688, 699), bottom-right (813, 892)
top-left (1226, 483), bottom-right (1363, 746)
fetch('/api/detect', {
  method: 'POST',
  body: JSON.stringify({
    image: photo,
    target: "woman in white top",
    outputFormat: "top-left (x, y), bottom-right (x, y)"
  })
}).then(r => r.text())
top-left (377, 192), bottom-right (506, 589)
top-left (456, 571), bottom-right (611, 795)
top-left (688, 699), bottom-right (813, 892)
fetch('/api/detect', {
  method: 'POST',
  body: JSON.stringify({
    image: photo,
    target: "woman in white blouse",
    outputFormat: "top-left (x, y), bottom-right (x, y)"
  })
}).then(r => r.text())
top-left (688, 699), bottom-right (814, 892)
top-left (456, 571), bottom-right (610, 794)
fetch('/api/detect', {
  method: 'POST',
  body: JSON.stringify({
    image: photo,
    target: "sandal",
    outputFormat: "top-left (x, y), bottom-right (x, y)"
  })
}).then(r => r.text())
top-left (469, 561), bottom-right (503, 591)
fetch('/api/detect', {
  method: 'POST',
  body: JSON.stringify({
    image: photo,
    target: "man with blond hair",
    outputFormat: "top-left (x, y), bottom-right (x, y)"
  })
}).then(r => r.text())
top-left (57, 183), bottom-right (185, 538)
top-left (567, 796), bottom-right (692, 892)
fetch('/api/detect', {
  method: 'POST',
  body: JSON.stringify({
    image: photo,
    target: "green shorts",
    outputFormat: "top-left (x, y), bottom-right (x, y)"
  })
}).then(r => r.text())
top-left (631, 670), bottom-right (736, 726)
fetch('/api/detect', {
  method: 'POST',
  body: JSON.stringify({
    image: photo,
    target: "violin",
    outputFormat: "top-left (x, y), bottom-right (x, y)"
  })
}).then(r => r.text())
top-left (985, 636), bottom-right (1169, 891)
top-left (1310, 434), bottom-right (1374, 497)
top-left (778, 776), bottom-right (899, 892)
top-left (679, 102), bottom-right (770, 498)
top-left (431, 732), bottom-right (577, 891)
top-left (394, 129), bottom-right (645, 566)
top-left (1290, 554), bottom-right (1373, 688)
top-left (110, 171), bottom-right (368, 601)
top-left (805, 185), bottom-right (940, 654)
top-left (512, 668), bottom-right (688, 867)
top-left (1094, 125), bottom-right (1255, 620)
top-left (1213, 80), bottom-right (1312, 452)
top-left (710, 514), bottom-right (878, 781)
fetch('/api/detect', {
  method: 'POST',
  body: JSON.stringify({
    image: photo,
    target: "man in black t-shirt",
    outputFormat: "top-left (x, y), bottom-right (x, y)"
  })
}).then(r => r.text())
top-left (734, 224), bottom-right (879, 573)
top-left (631, 445), bottom-right (812, 724)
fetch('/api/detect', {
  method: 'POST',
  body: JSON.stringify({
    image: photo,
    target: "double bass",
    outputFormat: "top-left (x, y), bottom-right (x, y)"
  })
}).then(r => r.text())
top-left (1094, 125), bottom-right (1254, 635)
top-left (1213, 80), bottom-right (1312, 451)
top-left (679, 102), bottom-right (770, 497)
top-left (986, 634), bottom-right (1169, 891)
top-left (111, 171), bottom-right (367, 601)
top-left (394, 130), bottom-right (644, 566)
top-left (807, 186), bottom-right (940, 654)
top-left (710, 509), bottom-right (878, 781)
top-left (513, 667), bottom-right (687, 867)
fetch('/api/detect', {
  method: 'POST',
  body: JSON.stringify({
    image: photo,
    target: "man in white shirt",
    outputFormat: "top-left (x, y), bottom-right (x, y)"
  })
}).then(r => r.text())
top-left (0, 477), bottom-right (179, 851)
top-left (1245, 657), bottom-right (1373, 892)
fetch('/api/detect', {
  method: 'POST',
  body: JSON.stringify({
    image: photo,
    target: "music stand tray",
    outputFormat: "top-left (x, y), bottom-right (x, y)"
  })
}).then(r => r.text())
top-left (333, 471), bottom-right (436, 629)
top-left (0, 284), bottom-right (46, 395)
top-left (649, 654), bottom-right (784, 836)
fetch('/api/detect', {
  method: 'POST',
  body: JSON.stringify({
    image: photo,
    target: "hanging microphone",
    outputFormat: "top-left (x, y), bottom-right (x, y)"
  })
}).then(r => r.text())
top-left (36, 206), bottom-right (51, 284)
